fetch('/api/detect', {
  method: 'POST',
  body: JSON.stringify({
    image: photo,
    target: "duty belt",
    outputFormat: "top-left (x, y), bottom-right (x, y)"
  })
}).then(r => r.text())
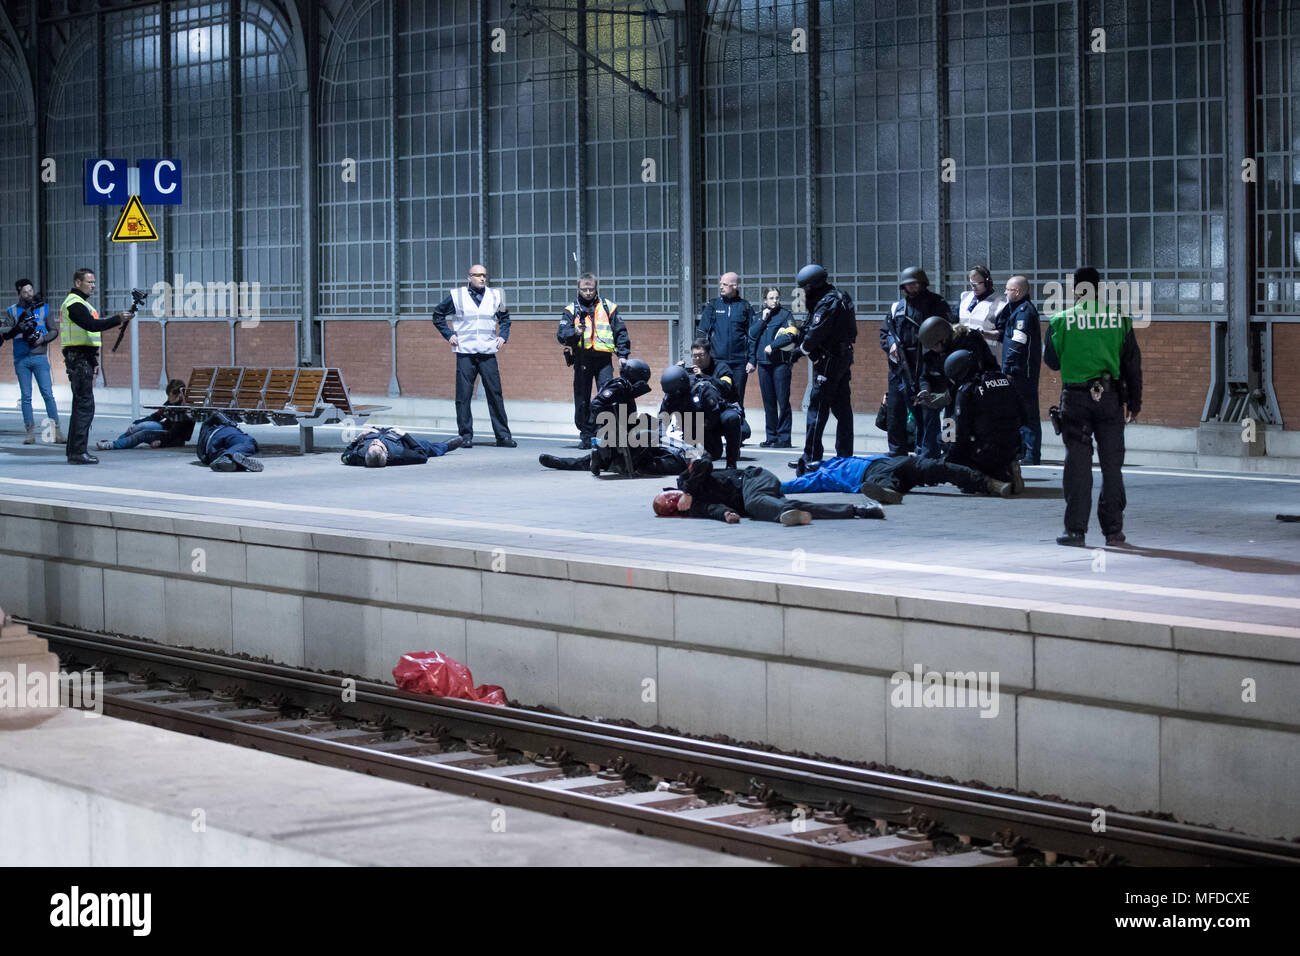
top-left (1064, 377), bottom-right (1113, 402)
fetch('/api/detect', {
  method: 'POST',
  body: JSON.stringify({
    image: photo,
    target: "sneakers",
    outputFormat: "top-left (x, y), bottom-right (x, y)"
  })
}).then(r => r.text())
top-left (860, 482), bottom-right (903, 505)
top-left (210, 454), bottom-right (237, 471)
top-left (1009, 460), bottom-right (1025, 495)
top-left (230, 452), bottom-right (263, 472)
top-left (779, 508), bottom-right (812, 526)
top-left (987, 478), bottom-right (1014, 498)
top-left (95, 439), bottom-right (113, 451)
top-left (853, 502), bottom-right (886, 519)
top-left (1056, 531), bottom-right (1086, 547)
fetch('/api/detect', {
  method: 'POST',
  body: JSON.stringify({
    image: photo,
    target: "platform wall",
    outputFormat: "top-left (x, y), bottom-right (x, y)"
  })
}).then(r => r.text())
top-left (1, 495), bottom-right (1296, 839)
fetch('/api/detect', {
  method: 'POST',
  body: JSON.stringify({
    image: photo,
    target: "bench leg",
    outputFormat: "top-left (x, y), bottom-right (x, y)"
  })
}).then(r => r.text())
top-left (299, 425), bottom-right (314, 455)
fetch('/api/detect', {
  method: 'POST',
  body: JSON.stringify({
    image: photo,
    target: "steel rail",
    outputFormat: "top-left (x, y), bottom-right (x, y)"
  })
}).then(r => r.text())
top-left (33, 621), bottom-right (1300, 867)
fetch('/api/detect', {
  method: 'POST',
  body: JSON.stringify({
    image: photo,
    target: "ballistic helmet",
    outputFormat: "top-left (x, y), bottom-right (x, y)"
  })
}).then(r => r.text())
top-left (944, 349), bottom-right (976, 385)
top-left (919, 316), bottom-right (954, 352)
top-left (661, 363), bottom-right (691, 398)
top-left (622, 358), bottom-right (651, 385)
top-left (898, 266), bottom-right (929, 289)
top-left (653, 489), bottom-right (685, 517)
top-left (363, 439), bottom-right (389, 468)
top-left (796, 263), bottom-right (828, 290)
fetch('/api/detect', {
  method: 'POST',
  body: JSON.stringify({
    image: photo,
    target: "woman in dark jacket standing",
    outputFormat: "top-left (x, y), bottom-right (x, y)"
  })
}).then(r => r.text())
top-left (748, 287), bottom-right (795, 448)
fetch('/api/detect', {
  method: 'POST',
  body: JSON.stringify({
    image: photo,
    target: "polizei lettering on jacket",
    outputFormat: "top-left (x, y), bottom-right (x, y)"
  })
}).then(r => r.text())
top-left (49, 886), bottom-right (152, 936)
top-left (1063, 312), bottom-right (1125, 331)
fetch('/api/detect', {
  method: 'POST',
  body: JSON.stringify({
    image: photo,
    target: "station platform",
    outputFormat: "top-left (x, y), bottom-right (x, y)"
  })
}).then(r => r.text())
top-left (0, 710), bottom-right (764, 866)
top-left (1, 409), bottom-right (1298, 840)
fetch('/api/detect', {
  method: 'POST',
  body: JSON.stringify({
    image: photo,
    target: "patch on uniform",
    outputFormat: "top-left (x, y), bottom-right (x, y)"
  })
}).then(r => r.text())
top-left (1016, 319), bottom-right (1026, 330)
top-left (1012, 330), bottom-right (1029, 344)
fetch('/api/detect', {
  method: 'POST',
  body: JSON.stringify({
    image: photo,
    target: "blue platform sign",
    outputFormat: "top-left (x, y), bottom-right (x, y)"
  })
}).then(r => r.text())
top-left (83, 158), bottom-right (128, 205)
top-left (137, 159), bottom-right (183, 205)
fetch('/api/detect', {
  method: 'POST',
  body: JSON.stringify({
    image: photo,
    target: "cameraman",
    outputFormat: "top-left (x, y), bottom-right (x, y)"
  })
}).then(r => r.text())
top-left (59, 268), bottom-right (132, 465)
top-left (5, 279), bottom-right (63, 445)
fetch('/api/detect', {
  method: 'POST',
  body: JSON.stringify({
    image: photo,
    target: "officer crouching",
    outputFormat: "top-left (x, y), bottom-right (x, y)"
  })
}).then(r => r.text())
top-left (1044, 267), bottom-right (1143, 547)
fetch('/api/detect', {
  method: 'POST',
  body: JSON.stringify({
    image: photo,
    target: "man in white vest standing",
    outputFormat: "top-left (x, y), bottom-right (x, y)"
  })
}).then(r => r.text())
top-left (431, 264), bottom-right (516, 448)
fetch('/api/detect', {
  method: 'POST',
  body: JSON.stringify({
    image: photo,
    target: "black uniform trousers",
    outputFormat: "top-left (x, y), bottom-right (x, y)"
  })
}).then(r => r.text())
top-left (756, 361), bottom-right (792, 444)
top-left (572, 351), bottom-right (615, 439)
top-left (803, 349), bottom-right (854, 463)
top-left (1059, 385), bottom-right (1126, 536)
top-left (701, 408), bottom-right (743, 469)
top-left (862, 455), bottom-right (990, 496)
top-left (63, 346), bottom-right (98, 459)
top-left (741, 468), bottom-right (859, 522)
top-left (455, 352), bottom-right (512, 442)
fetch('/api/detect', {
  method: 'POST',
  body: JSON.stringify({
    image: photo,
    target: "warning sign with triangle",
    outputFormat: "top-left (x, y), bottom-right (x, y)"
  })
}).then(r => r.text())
top-left (110, 195), bottom-right (159, 242)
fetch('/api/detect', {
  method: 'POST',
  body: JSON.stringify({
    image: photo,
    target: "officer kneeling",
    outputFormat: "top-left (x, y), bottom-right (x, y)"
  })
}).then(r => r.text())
top-left (943, 349), bottom-right (1025, 491)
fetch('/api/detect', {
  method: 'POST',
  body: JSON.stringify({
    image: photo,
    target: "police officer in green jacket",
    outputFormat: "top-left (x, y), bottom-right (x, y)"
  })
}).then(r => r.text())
top-left (59, 268), bottom-right (132, 464)
top-left (1044, 267), bottom-right (1143, 547)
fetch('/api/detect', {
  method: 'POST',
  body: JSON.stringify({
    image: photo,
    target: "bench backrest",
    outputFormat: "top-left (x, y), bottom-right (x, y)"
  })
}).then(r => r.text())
top-left (235, 368), bottom-right (269, 409)
top-left (321, 368), bottom-right (354, 416)
top-left (263, 368), bottom-right (298, 410)
top-left (290, 368), bottom-right (325, 411)
top-left (208, 367), bottom-right (244, 408)
top-left (185, 367), bottom-right (216, 406)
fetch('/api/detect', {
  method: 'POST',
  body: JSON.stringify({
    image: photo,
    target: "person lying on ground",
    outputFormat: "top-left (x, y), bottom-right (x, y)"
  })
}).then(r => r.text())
top-left (342, 425), bottom-right (463, 467)
top-left (783, 453), bottom-right (1013, 504)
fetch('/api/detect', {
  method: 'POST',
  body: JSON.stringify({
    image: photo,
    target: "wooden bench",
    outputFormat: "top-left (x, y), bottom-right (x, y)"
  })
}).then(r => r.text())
top-left (150, 366), bottom-right (390, 453)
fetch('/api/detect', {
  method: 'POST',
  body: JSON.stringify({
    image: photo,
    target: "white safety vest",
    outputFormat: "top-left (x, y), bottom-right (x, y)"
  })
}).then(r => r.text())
top-left (958, 290), bottom-right (1005, 336)
top-left (449, 286), bottom-right (504, 354)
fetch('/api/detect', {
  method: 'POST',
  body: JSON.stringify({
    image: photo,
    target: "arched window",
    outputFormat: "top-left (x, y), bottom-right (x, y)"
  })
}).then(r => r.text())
top-left (1254, 1), bottom-right (1300, 315)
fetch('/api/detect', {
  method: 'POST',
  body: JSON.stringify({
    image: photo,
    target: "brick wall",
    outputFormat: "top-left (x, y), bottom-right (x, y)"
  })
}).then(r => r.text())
top-left (1273, 323), bottom-right (1300, 429)
top-left (7, 312), bottom-right (1285, 430)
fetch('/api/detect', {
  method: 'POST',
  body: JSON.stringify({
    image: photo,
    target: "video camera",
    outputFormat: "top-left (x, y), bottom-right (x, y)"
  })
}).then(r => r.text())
top-left (111, 288), bottom-right (149, 353)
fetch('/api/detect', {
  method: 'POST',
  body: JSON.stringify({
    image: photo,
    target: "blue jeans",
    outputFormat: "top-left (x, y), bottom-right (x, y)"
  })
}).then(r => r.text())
top-left (113, 419), bottom-right (166, 449)
top-left (15, 353), bottom-right (59, 427)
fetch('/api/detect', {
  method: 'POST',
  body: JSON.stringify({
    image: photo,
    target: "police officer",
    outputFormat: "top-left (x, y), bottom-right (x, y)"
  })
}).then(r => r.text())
top-left (943, 349), bottom-right (1024, 489)
top-left (793, 264), bottom-right (856, 471)
top-left (1045, 268), bottom-right (1142, 547)
top-left (916, 316), bottom-right (997, 414)
top-left (697, 271), bottom-right (756, 407)
top-left (994, 275), bottom-right (1043, 465)
top-left (558, 273), bottom-right (630, 448)
top-left (59, 268), bottom-right (132, 464)
top-left (881, 267), bottom-right (953, 458)
top-left (659, 363), bottom-right (741, 468)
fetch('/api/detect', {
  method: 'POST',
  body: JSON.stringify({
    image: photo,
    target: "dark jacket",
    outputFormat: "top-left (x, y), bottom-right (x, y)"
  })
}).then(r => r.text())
top-left (693, 357), bottom-right (739, 404)
top-left (697, 295), bottom-right (756, 366)
top-left (676, 458), bottom-right (751, 521)
top-left (919, 326), bottom-right (999, 394)
top-left (748, 306), bottom-right (795, 366)
top-left (196, 412), bottom-right (258, 465)
top-left (140, 399), bottom-right (195, 447)
top-left (341, 427), bottom-right (439, 466)
top-left (881, 288), bottom-right (952, 391)
top-left (993, 298), bottom-right (1042, 381)
top-left (950, 371), bottom-right (1024, 463)
top-left (557, 297), bottom-right (631, 358)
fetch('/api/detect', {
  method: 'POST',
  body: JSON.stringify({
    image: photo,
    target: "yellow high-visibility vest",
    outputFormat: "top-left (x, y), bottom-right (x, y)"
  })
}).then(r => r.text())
top-left (59, 291), bottom-right (101, 347)
top-left (565, 298), bottom-right (617, 352)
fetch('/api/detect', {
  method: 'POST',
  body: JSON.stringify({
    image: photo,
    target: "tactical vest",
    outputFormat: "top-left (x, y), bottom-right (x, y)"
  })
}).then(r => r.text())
top-left (60, 291), bottom-right (100, 347)
top-left (565, 298), bottom-right (616, 352)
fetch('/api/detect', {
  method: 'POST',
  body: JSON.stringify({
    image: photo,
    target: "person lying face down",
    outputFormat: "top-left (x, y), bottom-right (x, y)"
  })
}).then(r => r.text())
top-left (652, 454), bottom-right (883, 525)
top-left (781, 453), bottom-right (1014, 504)
top-left (341, 425), bottom-right (464, 467)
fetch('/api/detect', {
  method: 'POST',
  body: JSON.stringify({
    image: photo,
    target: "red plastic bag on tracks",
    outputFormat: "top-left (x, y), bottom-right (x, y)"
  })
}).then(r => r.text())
top-left (393, 651), bottom-right (507, 706)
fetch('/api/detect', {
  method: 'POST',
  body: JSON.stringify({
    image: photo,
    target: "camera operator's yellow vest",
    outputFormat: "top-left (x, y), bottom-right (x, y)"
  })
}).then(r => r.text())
top-left (59, 291), bottom-right (101, 347)
top-left (564, 298), bottom-right (616, 352)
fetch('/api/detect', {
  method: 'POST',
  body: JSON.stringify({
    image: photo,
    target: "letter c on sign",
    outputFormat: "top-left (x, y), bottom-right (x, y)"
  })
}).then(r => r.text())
top-left (154, 160), bottom-right (177, 195)
top-left (92, 159), bottom-right (116, 195)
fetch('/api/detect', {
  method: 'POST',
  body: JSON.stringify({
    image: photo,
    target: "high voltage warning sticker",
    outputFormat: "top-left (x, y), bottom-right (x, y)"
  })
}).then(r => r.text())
top-left (110, 195), bottom-right (158, 242)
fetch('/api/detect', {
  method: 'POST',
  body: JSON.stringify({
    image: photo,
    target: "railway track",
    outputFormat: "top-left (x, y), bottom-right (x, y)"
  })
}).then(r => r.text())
top-left (33, 621), bottom-right (1300, 868)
